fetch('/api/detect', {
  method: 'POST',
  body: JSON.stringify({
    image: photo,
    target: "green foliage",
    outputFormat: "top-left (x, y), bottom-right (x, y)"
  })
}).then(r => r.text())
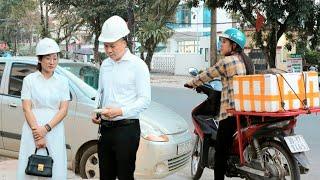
top-left (135, 0), bottom-right (180, 69)
top-left (136, 21), bottom-right (173, 50)
top-left (301, 4), bottom-right (320, 51)
top-left (187, 0), bottom-right (314, 68)
top-left (45, 0), bottom-right (127, 62)
top-left (304, 50), bottom-right (320, 66)
top-left (0, 0), bottom-right (38, 53)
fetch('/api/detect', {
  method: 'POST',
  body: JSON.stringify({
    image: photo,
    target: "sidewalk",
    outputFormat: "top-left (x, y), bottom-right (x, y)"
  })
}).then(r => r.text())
top-left (0, 159), bottom-right (82, 179)
top-left (0, 73), bottom-right (191, 180)
top-left (150, 73), bottom-right (191, 88)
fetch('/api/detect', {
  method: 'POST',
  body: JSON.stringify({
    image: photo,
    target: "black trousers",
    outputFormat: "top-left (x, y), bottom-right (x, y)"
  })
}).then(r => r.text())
top-left (98, 120), bottom-right (140, 180)
top-left (214, 116), bottom-right (236, 180)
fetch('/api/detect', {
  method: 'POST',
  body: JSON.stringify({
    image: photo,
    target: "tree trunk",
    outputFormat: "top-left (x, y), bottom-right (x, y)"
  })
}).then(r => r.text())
top-left (66, 38), bottom-right (69, 59)
top-left (93, 35), bottom-right (101, 64)
top-left (267, 27), bottom-right (277, 68)
top-left (145, 47), bottom-right (154, 71)
top-left (14, 33), bottom-right (17, 56)
top-left (39, 0), bottom-right (46, 38)
top-left (45, 4), bottom-right (49, 36)
top-left (210, 7), bottom-right (217, 66)
top-left (127, 0), bottom-right (134, 52)
top-left (140, 50), bottom-right (145, 60)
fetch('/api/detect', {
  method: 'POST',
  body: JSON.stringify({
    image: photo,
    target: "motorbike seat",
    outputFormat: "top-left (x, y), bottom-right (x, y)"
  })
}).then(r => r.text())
top-left (195, 115), bottom-right (218, 137)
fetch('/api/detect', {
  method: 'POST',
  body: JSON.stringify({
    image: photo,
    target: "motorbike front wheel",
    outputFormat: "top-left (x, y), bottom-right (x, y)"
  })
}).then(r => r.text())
top-left (258, 141), bottom-right (300, 180)
top-left (191, 135), bottom-right (204, 180)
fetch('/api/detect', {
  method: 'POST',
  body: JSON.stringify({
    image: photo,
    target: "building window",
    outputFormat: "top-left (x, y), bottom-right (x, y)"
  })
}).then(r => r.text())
top-left (178, 41), bottom-right (199, 53)
top-left (205, 48), bottom-right (209, 62)
top-left (175, 4), bottom-right (191, 28)
top-left (203, 7), bottom-right (211, 28)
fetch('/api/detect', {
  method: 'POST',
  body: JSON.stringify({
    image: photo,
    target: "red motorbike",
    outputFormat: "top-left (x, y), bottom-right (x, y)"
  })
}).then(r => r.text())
top-left (187, 68), bottom-right (315, 180)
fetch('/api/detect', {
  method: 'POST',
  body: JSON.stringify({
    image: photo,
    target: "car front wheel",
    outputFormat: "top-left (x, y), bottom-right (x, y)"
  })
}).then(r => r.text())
top-left (79, 145), bottom-right (100, 179)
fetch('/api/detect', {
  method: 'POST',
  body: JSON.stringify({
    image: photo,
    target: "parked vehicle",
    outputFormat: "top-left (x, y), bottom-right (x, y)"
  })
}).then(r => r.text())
top-left (187, 68), bottom-right (312, 180)
top-left (0, 57), bottom-right (192, 179)
top-left (58, 61), bottom-right (99, 89)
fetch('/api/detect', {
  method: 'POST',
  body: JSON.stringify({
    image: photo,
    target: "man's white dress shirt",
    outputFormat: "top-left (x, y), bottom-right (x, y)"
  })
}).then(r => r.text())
top-left (97, 49), bottom-right (151, 120)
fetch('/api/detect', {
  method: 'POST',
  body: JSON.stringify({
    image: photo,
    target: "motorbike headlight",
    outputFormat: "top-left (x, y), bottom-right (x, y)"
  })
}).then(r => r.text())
top-left (140, 121), bottom-right (169, 142)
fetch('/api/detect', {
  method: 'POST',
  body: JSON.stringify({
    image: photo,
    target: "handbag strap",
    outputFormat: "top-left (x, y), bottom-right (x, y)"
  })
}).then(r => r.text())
top-left (34, 147), bottom-right (50, 156)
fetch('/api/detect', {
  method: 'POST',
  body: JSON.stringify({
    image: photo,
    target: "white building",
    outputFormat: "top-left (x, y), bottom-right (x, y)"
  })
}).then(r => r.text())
top-left (151, 1), bottom-right (295, 75)
top-left (151, 1), bottom-right (235, 75)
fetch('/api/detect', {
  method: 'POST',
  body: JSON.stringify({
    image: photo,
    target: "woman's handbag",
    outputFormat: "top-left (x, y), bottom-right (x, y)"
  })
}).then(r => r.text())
top-left (25, 147), bottom-right (53, 177)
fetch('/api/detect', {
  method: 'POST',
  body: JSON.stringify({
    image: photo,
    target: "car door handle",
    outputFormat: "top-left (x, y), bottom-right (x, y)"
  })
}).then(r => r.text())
top-left (9, 103), bottom-right (17, 108)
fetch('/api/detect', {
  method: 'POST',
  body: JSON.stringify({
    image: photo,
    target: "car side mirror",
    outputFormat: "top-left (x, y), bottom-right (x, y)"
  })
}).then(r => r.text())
top-left (188, 67), bottom-right (199, 77)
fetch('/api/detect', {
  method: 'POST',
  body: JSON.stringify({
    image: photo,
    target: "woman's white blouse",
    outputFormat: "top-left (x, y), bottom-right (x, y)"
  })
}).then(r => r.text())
top-left (21, 71), bottom-right (70, 109)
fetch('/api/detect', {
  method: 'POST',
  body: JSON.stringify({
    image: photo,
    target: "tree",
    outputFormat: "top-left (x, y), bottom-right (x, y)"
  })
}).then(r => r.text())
top-left (0, 0), bottom-right (38, 55)
top-left (39, 0), bottom-right (49, 38)
top-left (135, 0), bottom-right (180, 70)
top-left (52, 7), bottom-right (84, 58)
top-left (304, 50), bottom-right (320, 67)
top-left (45, 0), bottom-right (127, 63)
top-left (188, 0), bottom-right (314, 68)
top-left (136, 21), bottom-right (174, 69)
top-left (225, 0), bottom-right (312, 68)
top-left (186, 0), bottom-right (218, 66)
top-left (296, 4), bottom-right (320, 52)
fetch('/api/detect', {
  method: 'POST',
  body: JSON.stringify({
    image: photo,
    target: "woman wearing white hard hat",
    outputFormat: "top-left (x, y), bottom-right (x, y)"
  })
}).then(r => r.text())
top-left (91, 15), bottom-right (151, 180)
top-left (17, 38), bottom-right (70, 179)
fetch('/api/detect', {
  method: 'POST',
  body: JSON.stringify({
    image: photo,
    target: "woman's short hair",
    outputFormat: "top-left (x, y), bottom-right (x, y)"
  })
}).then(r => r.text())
top-left (37, 55), bottom-right (44, 71)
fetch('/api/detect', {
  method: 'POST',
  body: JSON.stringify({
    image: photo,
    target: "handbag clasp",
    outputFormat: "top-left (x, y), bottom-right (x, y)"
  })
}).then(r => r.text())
top-left (38, 164), bottom-right (44, 172)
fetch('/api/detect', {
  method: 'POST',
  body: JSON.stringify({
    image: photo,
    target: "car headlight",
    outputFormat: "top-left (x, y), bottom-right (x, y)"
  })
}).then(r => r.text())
top-left (140, 121), bottom-right (169, 142)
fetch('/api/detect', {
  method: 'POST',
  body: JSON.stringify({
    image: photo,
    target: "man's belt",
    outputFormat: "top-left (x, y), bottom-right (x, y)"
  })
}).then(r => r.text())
top-left (101, 119), bottom-right (138, 128)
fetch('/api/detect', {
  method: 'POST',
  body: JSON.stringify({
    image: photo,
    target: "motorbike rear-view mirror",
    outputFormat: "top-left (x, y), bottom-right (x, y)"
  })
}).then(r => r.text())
top-left (188, 67), bottom-right (199, 77)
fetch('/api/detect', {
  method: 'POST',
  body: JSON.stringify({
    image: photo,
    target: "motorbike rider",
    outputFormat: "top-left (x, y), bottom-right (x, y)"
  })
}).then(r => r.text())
top-left (185, 28), bottom-right (254, 180)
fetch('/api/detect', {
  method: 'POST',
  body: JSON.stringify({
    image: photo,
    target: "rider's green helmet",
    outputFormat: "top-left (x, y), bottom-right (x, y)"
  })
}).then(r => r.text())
top-left (219, 28), bottom-right (246, 49)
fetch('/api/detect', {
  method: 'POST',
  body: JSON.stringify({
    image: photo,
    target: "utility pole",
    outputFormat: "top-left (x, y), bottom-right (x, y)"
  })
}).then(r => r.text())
top-left (210, 7), bottom-right (217, 66)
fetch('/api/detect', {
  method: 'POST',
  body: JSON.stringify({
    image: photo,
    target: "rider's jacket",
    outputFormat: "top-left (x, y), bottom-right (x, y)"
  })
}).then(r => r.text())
top-left (189, 55), bottom-right (247, 121)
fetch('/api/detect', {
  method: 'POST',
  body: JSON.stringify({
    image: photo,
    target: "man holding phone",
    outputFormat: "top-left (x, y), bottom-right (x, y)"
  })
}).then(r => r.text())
top-left (91, 15), bottom-right (151, 180)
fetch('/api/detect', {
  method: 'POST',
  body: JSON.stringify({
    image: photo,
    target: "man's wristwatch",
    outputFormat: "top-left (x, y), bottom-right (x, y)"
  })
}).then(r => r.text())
top-left (44, 124), bottom-right (52, 132)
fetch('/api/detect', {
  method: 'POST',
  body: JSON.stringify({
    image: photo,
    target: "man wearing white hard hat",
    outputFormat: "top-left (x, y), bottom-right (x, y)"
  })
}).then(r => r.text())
top-left (17, 38), bottom-right (70, 179)
top-left (92, 15), bottom-right (151, 180)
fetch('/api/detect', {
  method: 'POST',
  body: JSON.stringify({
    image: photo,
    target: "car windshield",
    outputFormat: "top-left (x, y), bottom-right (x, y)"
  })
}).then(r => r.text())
top-left (57, 66), bottom-right (97, 99)
top-left (59, 62), bottom-right (99, 90)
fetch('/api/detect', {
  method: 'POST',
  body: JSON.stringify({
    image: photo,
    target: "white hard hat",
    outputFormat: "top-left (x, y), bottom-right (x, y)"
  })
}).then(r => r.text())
top-left (36, 38), bottom-right (60, 55)
top-left (98, 16), bottom-right (130, 43)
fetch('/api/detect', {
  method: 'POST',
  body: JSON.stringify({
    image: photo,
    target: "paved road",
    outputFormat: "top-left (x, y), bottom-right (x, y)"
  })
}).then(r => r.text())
top-left (152, 86), bottom-right (320, 180)
top-left (1, 86), bottom-right (319, 179)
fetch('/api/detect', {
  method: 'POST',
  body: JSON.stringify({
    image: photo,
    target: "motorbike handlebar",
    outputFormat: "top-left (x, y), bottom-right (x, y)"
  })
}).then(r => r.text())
top-left (183, 83), bottom-right (193, 89)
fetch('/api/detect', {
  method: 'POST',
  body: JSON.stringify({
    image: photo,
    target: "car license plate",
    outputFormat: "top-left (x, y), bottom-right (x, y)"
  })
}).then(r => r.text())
top-left (177, 140), bottom-right (192, 155)
top-left (284, 135), bottom-right (310, 153)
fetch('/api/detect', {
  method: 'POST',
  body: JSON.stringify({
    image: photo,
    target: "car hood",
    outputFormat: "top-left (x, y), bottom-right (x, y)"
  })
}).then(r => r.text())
top-left (140, 101), bottom-right (189, 135)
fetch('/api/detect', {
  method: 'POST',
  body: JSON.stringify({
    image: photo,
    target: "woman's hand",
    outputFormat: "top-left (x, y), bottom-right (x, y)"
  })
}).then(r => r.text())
top-left (35, 138), bottom-right (46, 148)
top-left (32, 126), bottom-right (48, 141)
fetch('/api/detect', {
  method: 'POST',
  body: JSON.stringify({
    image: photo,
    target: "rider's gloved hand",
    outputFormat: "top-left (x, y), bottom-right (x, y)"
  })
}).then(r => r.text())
top-left (195, 87), bottom-right (202, 93)
top-left (184, 83), bottom-right (193, 89)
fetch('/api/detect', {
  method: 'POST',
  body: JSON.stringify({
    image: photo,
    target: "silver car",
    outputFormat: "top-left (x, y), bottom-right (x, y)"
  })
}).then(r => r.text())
top-left (0, 57), bottom-right (192, 179)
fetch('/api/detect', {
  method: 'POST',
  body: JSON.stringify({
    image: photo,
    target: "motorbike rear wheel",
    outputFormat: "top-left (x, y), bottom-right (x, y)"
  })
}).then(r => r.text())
top-left (191, 135), bottom-right (204, 180)
top-left (256, 141), bottom-right (300, 180)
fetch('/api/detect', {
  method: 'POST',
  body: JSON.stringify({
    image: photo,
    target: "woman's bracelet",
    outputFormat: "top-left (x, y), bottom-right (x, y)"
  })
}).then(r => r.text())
top-left (44, 124), bottom-right (52, 132)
